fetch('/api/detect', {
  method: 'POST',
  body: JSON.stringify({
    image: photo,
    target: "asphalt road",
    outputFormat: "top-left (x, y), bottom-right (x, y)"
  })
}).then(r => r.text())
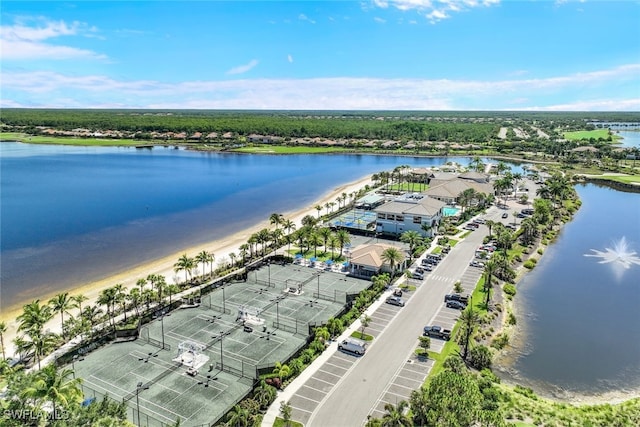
top-left (307, 220), bottom-right (488, 426)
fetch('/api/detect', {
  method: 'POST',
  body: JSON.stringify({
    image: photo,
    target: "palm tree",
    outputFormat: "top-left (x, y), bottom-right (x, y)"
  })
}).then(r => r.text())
top-left (301, 214), bottom-right (317, 228)
top-left (335, 229), bottom-right (351, 259)
top-left (496, 161), bottom-right (510, 176)
top-left (229, 252), bottom-right (237, 268)
top-left (207, 252), bottom-right (215, 277)
top-left (239, 244), bottom-right (249, 266)
top-left (195, 250), bottom-right (211, 280)
top-left (21, 365), bottom-right (82, 418)
top-left (269, 212), bottom-right (284, 230)
top-left (307, 232), bottom-right (322, 258)
top-left (483, 260), bottom-right (497, 308)
top-left (381, 247), bottom-right (404, 282)
top-left (127, 288), bottom-right (142, 319)
top-left (283, 219), bottom-right (296, 253)
top-left (0, 321), bottom-right (6, 359)
top-left (24, 328), bottom-right (58, 369)
top-left (48, 292), bottom-right (73, 340)
top-left (485, 219), bottom-right (496, 239)
top-left (328, 234), bottom-right (338, 260)
top-left (136, 278), bottom-right (147, 294)
top-left (165, 284), bottom-right (180, 305)
top-left (97, 287), bottom-right (118, 330)
top-left (460, 305), bottom-right (480, 361)
top-left (520, 217), bottom-right (538, 246)
top-left (153, 276), bottom-right (167, 305)
top-left (71, 294), bottom-right (88, 320)
top-left (469, 156), bottom-right (485, 173)
top-left (359, 314), bottom-right (371, 339)
top-left (317, 227), bottom-right (332, 256)
top-left (113, 283), bottom-right (127, 321)
top-left (82, 305), bottom-right (104, 335)
top-left (315, 204), bottom-right (323, 219)
top-left (399, 230), bottom-right (422, 261)
top-left (174, 254), bottom-right (195, 283)
top-left (381, 400), bottom-right (411, 427)
top-left (257, 228), bottom-right (272, 257)
top-left (17, 300), bottom-right (53, 335)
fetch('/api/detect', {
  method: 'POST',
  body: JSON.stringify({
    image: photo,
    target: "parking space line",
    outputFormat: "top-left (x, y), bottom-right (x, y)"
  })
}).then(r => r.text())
top-left (308, 375), bottom-right (337, 386)
top-left (291, 392), bottom-right (321, 405)
top-left (291, 406), bottom-right (313, 415)
top-left (323, 361), bottom-right (349, 370)
top-left (316, 369), bottom-right (342, 380)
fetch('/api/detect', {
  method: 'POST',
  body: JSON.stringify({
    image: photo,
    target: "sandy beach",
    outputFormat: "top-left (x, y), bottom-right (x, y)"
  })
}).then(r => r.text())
top-left (0, 174), bottom-right (374, 359)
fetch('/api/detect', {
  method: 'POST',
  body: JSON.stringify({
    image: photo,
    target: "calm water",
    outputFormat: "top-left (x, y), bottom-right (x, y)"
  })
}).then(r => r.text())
top-left (1, 141), bottom-right (479, 310)
top-left (616, 130), bottom-right (640, 148)
top-left (498, 183), bottom-right (640, 396)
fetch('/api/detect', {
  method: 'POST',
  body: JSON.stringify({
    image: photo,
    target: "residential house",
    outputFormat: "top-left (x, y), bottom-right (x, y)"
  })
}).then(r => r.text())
top-left (373, 194), bottom-right (445, 237)
top-left (349, 243), bottom-right (408, 279)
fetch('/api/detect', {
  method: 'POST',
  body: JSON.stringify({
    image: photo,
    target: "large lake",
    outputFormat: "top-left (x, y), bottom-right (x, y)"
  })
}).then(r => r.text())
top-left (0, 142), bottom-right (477, 310)
top-left (496, 183), bottom-right (640, 398)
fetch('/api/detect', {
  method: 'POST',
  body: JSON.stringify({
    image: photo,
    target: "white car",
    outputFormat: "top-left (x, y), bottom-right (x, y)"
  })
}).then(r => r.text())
top-left (386, 296), bottom-right (406, 307)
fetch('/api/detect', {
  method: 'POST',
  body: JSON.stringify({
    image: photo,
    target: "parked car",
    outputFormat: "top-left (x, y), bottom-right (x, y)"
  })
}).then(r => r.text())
top-left (423, 263), bottom-right (433, 271)
top-left (187, 367), bottom-right (198, 377)
top-left (469, 260), bottom-right (484, 268)
top-left (338, 339), bottom-right (366, 355)
top-left (412, 271), bottom-right (424, 280)
top-left (446, 300), bottom-right (466, 310)
top-left (423, 325), bottom-right (451, 340)
top-left (386, 296), bottom-right (406, 307)
top-left (502, 212), bottom-right (509, 218)
top-left (445, 294), bottom-right (469, 304)
top-left (393, 288), bottom-right (403, 297)
top-left (474, 218), bottom-right (486, 224)
top-left (415, 266), bottom-right (425, 274)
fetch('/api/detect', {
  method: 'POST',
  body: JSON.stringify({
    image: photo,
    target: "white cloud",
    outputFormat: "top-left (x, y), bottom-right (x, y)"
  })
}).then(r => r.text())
top-left (0, 17), bottom-right (106, 61)
top-left (374, 17), bottom-right (387, 23)
top-left (287, 54), bottom-right (293, 63)
top-left (371, 0), bottom-right (500, 23)
top-left (2, 64), bottom-right (637, 111)
top-left (522, 98), bottom-right (640, 112)
top-left (298, 14), bottom-right (316, 24)
top-left (225, 59), bottom-right (259, 75)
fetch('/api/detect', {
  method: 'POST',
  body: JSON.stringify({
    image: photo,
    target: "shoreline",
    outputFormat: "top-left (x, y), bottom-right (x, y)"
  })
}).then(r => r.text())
top-left (489, 196), bottom-right (640, 407)
top-left (0, 174), bottom-right (374, 359)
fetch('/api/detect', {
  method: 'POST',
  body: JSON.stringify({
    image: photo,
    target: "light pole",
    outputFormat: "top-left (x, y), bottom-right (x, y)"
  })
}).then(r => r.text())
top-left (316, 272), bottom-right (321, 299)
top-left (136, 382), bottom-right (148, 427)
top-left (267, 261), bottom-right (271, 287)
top-left (159, 315), bottom-right (165, 350)
top-left (71, 355), bottom-right (78, 378)
top-left (222, 285), bottom-right (226, 313)
top-left (271, 295), bottom-right (286, 329)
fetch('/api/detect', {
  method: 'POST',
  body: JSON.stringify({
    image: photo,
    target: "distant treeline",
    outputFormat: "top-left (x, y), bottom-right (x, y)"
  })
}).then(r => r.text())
top-left (2, 109), bottom-right (639, 142)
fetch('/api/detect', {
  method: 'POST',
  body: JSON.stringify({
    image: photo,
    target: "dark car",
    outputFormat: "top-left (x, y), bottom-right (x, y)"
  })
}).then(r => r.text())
top-left (446, 300), bottom-right (466, 310)
top-left (445, 294), bottom-right (469, 304)
top-left (502, 212), bottom-right (509, 219)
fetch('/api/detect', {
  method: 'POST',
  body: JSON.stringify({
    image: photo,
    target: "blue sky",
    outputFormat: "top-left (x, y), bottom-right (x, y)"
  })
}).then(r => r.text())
top-left (1, 1), bottom-right (638, 110)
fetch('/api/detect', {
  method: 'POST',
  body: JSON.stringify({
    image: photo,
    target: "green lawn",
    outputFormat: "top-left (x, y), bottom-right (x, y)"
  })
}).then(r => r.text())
top-left (1, 132), bottom-right (144, 146)
top-left (385, 183), bottom-right (429, 192)
top-left (232, 145), bottom-right (347, 154)
top-left (563, 129), bottom-right (612, 141)
top-left (599, 174), bottom-right (640, 184)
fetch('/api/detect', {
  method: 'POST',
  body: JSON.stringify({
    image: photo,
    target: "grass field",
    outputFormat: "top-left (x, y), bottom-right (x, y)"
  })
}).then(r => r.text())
top-left (563, 129), bottom-right (612, 141)
top-left (385, 182), bottom-right (429, 192)
top-left (0, 132), bottom-right (144, 146)
top-left (599, 174), bottom-right (640, 183)
top-left (232, 145), bottom-right (347, 154)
